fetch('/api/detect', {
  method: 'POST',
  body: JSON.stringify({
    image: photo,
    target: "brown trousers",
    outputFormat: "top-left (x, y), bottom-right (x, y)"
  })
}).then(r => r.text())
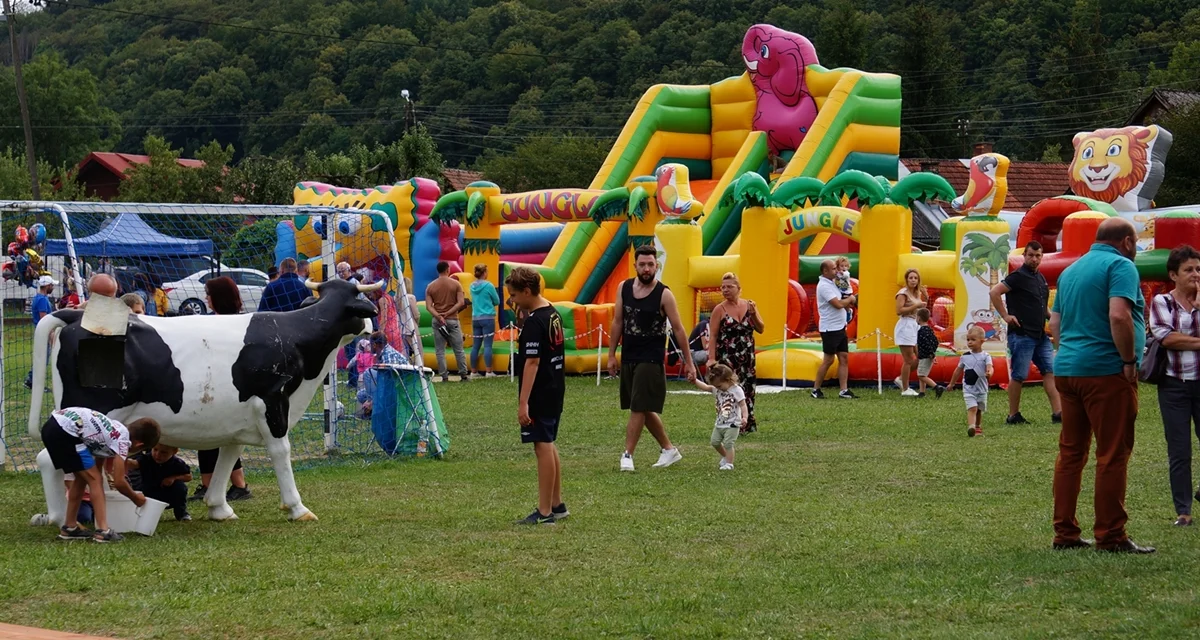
top-left (1053, 374), bottom-right (1138, 548)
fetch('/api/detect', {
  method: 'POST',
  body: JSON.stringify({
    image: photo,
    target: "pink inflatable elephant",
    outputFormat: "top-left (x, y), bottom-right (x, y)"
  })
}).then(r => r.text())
top-left (741, 24), bottom-right (820, 155)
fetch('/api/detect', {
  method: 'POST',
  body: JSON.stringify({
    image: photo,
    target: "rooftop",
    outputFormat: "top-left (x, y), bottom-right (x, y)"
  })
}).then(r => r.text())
top-left (899, 158), bottom-right (1070, 213)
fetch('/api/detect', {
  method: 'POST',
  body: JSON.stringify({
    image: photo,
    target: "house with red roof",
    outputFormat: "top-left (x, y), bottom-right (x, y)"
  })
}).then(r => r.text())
top-left (73, 152), bottom-right (208, 201)
top-left (900, 143), bottom-right (1071, 248)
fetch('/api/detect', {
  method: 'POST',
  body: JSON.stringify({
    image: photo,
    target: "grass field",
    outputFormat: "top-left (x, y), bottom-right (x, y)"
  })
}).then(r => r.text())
top-left (1, 377), bottom-right (1198, 638)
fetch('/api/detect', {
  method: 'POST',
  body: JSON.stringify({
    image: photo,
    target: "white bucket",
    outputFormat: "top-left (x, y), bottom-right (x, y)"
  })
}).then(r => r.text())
top-left (103, 490), bottom-right (138, 533)
top-left (134, 498), bottom-right (168, 536)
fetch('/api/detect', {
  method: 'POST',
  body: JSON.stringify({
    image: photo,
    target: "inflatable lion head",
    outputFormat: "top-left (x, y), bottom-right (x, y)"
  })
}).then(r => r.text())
top-left (1068, 125), bottom-right (1172, 212)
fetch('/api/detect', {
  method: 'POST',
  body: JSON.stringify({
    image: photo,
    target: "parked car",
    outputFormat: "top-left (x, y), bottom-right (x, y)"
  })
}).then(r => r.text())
top-left (163, 268), bottom-right (271, 315)
top-left (132, 255), bottom-right (229, 284)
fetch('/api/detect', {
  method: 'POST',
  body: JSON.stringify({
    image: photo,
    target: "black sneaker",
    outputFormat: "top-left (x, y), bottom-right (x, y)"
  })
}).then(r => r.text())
top-left (917, 391), bottom-right (927, 398)
top-left (178, 513), bottom-right (192, 522)
top-left (1051, 412), bottom-right (1062, 424)
top-left (459, 374), bottom-right (471, 383)
top-left (811, 389), bottom-right (825, 399)
top-left (440, 375), bottom-right (450, 383)
top-left (935, 385), bottom-right (946, 399)
top-left (1005, 413), bottom-right (1030, 425)
top-left (515, 509), bottom-right (555, 526)
top-left (23, 371), bottom-right (33, 390)
top-left (92, 528), bottom-right (124, 543)
top-left (551, 503), bottom-right (570, 521)
top-left (838, 389), bottom-right (856, 399)
top-left (226, 486), bottom-right (252, 501)
top-left (188, 484), bottom-right (207, 502)
top-left (58, 525), bottom-right (92, 541)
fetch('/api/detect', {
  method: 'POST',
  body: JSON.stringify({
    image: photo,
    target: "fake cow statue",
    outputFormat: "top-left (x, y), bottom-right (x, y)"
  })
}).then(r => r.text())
top-left (28, 277), bottom-right (381, 523)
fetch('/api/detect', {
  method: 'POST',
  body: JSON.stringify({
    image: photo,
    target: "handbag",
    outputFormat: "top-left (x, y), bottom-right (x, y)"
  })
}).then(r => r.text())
top-left (1139, 294), bottom-right (1175, 385)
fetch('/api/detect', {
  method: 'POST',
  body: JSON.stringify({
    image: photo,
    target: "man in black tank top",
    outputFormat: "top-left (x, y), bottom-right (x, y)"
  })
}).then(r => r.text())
top-left (607, 244), bottom-right (697, 472)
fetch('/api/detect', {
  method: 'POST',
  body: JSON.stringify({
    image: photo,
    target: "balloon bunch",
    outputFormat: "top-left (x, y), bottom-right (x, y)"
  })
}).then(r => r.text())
top-left (4, 223), bottom-right (48, 285)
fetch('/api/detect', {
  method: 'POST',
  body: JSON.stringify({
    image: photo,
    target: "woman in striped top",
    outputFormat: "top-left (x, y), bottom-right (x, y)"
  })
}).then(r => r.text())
top-left (1150, 245), bottom-right (1200, 527)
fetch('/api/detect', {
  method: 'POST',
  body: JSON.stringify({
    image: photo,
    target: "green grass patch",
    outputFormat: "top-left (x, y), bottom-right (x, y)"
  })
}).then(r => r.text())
top-left (1, 378), bottom-right (1199, 638)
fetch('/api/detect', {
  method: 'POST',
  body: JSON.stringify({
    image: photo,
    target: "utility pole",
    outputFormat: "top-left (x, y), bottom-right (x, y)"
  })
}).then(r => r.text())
top-left (3, 0), bottom-right (41, 200)
top-left (956, 118), bottom-right (972, 159)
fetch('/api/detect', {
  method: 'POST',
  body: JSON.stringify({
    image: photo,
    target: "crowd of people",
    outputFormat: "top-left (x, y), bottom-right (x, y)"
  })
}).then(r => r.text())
top-left (29, 219), bottom-right (1200, 551)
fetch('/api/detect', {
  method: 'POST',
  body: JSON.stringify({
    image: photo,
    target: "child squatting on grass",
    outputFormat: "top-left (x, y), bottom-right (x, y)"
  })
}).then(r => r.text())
top-left (693, 363), bottom-right (748, 470)
top-left (947, 326), bottom-right (994, 437)
top-left (40, 407), bottom-right (161, 542)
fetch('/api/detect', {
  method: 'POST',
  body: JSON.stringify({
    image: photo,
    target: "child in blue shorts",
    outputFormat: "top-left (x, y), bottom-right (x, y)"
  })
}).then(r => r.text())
top-left (40, 407), bottom-right (160, 542)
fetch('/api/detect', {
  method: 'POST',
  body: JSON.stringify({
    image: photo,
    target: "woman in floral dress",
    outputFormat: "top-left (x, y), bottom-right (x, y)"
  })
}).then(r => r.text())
top-left (707, 272), bottom-right (765, 433)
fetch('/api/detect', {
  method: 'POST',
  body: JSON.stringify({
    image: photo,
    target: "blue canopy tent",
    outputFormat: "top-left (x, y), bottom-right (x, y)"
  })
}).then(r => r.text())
top-left (45, 213), bottom-right (212, 257)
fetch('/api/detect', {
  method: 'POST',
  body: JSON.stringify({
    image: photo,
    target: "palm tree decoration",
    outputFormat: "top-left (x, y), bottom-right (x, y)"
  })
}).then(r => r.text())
top-left (430, 190), bottom-right (467, 225)
top-left (818, 170), bottom-right (956, 209)
top-left (770, 177), bottom-right (825, 209)
top-left (959, 232), bottom-right (1011, 297)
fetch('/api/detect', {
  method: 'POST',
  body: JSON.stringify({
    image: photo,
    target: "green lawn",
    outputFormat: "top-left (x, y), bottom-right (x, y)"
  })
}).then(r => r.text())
top-left (1, 377), bottom-right (1198, 638)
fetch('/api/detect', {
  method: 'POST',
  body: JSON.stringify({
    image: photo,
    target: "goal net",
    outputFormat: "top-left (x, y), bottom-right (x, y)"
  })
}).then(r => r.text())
top-left (0, 201), bottom-right (446, 472)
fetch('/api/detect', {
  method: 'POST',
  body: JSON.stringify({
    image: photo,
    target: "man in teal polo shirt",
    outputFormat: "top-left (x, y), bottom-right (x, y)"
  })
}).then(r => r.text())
top-left (1049, 217), bottom-right (1153, 554)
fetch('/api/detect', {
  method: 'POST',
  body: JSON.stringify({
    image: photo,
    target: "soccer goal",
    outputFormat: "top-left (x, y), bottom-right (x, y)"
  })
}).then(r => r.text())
top-left (0, 200), bottom-right (445, 472)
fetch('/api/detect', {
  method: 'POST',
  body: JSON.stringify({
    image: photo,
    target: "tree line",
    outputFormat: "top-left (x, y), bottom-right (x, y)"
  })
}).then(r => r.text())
top-left (0, 0), bottom-right (1197, 204)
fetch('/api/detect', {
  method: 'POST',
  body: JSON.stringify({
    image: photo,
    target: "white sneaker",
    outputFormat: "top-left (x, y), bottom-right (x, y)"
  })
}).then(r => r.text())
top-left (652, 447), bottom-right (683, 468)
top-left (720, 462), bottom-right (734, 471)
top-left (619, 452), bottom-right (635, 472)
top-left (893, 377), bottom-right (904, 389)
top-left (29, 513), bottom-right (51, 526)
top-left (900, 388), bottom-right (919, 397)
top-left (717, 457), bottom-right (727, 469)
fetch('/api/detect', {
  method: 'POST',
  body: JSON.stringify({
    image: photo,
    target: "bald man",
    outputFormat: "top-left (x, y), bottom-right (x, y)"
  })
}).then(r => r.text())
top-left (73, 273), bottom-right (118, 310)
top-left (88, 273), bottom-right (117, 298)
top-left (1049, 218), bottom-right (1153, 554)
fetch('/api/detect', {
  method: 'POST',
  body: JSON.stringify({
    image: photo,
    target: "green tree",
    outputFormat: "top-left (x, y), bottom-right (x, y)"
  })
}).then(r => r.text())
top-left (0, 53), bottom-right (120, 166)
top-left (119, 135), bottom-right (233, 204)
top-left (224, 156), bottom-right (303, 205)
top-left (885, 3), bottom-right (964, 156)
top-left (816, 0), bottom-right (869, 70)
top-left (478, 134), bottom-right (611, 192)
top-left (1155, 105), bottom-right (1200, 207)
top-left (225, 218), bottom-right (280, 273)
top-left (0, 147), bottom-right (91, 201)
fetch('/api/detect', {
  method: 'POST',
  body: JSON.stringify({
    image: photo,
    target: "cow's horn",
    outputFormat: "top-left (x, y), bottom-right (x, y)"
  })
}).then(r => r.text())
top-left (304, 279), bottom-right (321, 291)
top-left (357, 281), bottom-right (385, 292)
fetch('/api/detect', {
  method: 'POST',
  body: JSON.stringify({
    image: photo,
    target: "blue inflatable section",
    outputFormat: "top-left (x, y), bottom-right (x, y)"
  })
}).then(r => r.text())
top-left (457, 224), bottom-right (562, 255)
top-left (411, 222), bottom-right (443, 301)
top-left (274, 221), bottom-right (297, 265)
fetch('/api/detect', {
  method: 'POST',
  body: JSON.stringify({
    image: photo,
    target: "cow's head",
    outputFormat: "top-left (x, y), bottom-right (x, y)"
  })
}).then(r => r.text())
top-left (303, 278), bottom-right (382, 338)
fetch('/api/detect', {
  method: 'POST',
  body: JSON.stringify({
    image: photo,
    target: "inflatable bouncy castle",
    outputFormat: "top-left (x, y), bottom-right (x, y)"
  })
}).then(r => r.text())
top-left (425, 23), bottom-right (905, 375)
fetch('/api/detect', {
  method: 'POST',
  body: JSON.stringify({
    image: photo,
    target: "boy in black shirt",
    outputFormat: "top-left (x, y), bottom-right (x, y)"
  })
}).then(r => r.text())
top-left (506, 266), bottom-right (567, 526)
top-left (127, 444), bottom-right (193, 521)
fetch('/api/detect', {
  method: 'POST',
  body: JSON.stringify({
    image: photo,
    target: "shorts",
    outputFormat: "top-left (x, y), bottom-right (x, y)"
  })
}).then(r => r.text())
top-left (1008, 332), bottom-right (1054, 382)
top-left (917, 357), bottom-right (934, 377)
top-left (820, 329), bottom-right (849, 355)
top-left (521, 415), bottom-right (560, 444)
top-left (620, 361), bottom-right (666, 413)
top-left (894, 317), bottom-right (918, 346)
top-left (964, 392), bottom-right (988, 413)
top-left (710, 425), bottom-right (739, 450)
top-left (40, 418), bottom-right (95, 474)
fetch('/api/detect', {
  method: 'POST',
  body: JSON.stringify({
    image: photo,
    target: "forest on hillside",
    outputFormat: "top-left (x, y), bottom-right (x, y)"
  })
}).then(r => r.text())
top-left (1, 0), bottom-right (1198, 201)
